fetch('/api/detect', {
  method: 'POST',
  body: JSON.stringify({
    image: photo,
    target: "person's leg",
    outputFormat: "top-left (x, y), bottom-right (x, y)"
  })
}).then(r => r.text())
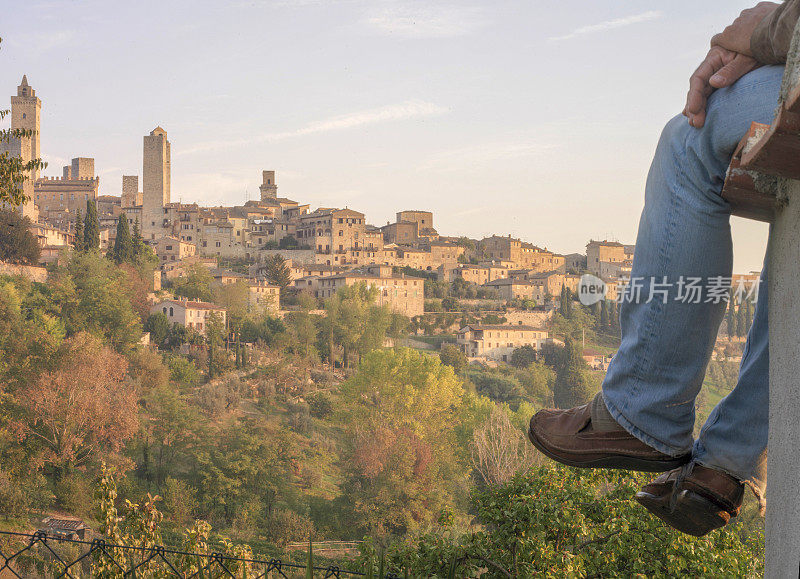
top-left (693, 262), bottom-right (768, 504)
top-left (602, 65), bottom-right (784, 458)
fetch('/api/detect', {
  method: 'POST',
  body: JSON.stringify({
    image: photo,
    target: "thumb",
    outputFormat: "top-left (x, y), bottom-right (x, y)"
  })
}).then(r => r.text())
top-left (709, 54), bottom-right (759, 88)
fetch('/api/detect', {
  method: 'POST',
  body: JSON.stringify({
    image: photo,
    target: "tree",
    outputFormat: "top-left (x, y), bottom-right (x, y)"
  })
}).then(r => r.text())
top-left (144, 312), bottom-right (170, 346)
top-left (553, 337), bottom-right (596, 408)
top-left (439, 343), bottom-right (468, 373)
top-left (339, 349), bottom-right (466, 538)
top-left (510, 344), bottom-right (537, 368)
top-left (726, 299), bottom-right (736, 337)
top-left (13, 332), bottom-right (138, 477)
top-left (278, 235), bottom-right (299, 250)
top-left (132, 217), bottom-right (145, 256)
top-left (172, 264), bottom-right (216, 302)
top-left (83, 200), bottom-right (100, 251)
top-left (50, 250), bottom-right (143, 352)
top-left (73, 208), bottom-right (84, 252)
top-left (262, 254), bottom-right (292, 297)
top-left (367, 464), bottom-right (762, 577)
top-left (0, 208), bottom-right (40, 264)
top-left (112, 212), bottom-right (134, 263)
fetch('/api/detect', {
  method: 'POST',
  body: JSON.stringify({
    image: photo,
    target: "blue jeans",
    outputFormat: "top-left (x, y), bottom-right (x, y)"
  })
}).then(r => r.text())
top-left (602, 65), bottom-right (785, 502)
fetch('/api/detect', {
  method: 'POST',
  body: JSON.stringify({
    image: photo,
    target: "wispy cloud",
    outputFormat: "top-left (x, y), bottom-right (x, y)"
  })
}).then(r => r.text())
top-left (419, 141), bottom-right (556, 172)
top-left (549, 11), bottom-right (662, 42)
top-left (179, 100), bottom-right (448, 156)
top-left (363, 2), bottom-right (484, 38)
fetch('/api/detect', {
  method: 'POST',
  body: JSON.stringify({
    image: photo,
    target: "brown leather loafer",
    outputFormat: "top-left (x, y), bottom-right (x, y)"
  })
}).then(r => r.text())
top-left (635, 463), bottom-right (745, 537)
top-left (527, 403), bottom-right (690, 472)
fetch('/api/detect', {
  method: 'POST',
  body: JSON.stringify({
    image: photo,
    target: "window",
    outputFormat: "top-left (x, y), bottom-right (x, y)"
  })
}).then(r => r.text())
top-left (162, 307), bottom-right (167, 314)
top-left (169, 307), bottom-right (174, 316)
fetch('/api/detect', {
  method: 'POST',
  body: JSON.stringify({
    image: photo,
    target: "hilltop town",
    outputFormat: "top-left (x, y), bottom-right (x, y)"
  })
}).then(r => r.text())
top-left (1, 75), bottom-right (645, 362)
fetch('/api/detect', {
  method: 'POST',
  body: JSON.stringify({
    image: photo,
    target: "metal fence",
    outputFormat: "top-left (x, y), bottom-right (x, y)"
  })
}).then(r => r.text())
top-left (0, 530), bottom-right (402, 578)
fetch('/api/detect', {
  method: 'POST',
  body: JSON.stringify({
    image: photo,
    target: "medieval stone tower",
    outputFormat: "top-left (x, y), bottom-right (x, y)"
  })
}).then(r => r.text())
top-left (260, 170), bottom-right (277, 200)
top-left (11, 75), bottom-right (41, 179)
top-left (142, 127), bottom-right (171, 239)
top-left (0, 76), bottom-right (40, 219)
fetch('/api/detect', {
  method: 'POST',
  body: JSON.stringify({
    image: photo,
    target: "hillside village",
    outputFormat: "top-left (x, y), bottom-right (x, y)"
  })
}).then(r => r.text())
top-left (2, 75), bottom-right (646, 364)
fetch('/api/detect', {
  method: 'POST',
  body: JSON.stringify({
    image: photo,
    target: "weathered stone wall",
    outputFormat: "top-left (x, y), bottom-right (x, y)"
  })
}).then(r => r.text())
top-left (0, 261), bottom-right (48, 282)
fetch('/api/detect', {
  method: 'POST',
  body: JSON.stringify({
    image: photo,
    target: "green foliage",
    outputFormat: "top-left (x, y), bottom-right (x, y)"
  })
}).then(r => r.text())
top-left (339, 349), bottom-right (467, 539)
top-left (0, 208), bottom-right (40, 264)
top-left (144, 312), bottom-right (170, 346)
top-left (172, 264), bottom-right (216, 302)
top-left (553, 337), bottom-right (597, 409)
top-left (366, 465), bottom-right (762, 577)
top-left (83, 200), bottom-right (100, 251)
top-left (111, 213), bottom-right (134, 264)
top-left (49, 251), bottom-right (143, 352)
top-left (510, 344), bottom-right (537, 368)
top-left (262, 254), bottom-right (292, 295)
top-left (73, 208), bottom-right (84, 252)
top-left (439, 343), bottom-right (468, 373)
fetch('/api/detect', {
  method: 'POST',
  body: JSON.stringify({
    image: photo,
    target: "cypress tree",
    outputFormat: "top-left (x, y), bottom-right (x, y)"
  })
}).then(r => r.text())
top-left (73, 208), bottom-right (84, 252)
top-left (84, 200), bottom-right (100, 251)
top-left (113, 213), bottom-right (133, 263)
top-left (726, 300), bottom-right (736, 337)
top-left (736, 304), bottom-right (746, 338)
top-left (744, 300), bottom-right (754, 331)
top-left (600, 299), bottom-right (609, 331)
top-left (132, 217), bottom-right (144, 258)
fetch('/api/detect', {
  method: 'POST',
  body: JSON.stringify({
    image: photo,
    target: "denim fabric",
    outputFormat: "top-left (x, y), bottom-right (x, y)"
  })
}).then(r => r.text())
top-left (602, 65), bottom-right (785, 498)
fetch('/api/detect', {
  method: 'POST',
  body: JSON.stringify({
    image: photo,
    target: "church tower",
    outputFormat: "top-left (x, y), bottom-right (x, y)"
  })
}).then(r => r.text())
top-left (11, 75), bottom-right (42, 179)
top-left (260, 170), bottom-right (278, 200)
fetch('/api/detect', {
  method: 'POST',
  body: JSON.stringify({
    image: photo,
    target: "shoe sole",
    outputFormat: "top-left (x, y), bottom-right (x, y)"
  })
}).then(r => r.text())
top-left (635, 489), bottom-right (731, 537)
top-left (527, 426), bottom-right (690, 473)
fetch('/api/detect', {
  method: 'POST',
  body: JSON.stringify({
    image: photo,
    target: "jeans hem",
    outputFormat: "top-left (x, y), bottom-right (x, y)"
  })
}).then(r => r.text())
top-left (602, 391), bottom-right (691, 457)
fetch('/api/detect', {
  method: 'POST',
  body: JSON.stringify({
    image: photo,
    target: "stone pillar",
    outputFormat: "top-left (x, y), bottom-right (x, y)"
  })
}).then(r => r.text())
top-left (764, 22), bottom-right (800, 579)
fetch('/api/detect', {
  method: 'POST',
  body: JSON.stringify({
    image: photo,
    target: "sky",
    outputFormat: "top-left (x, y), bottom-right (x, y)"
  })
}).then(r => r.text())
top-left (1, 0), bottom-right (771, 272)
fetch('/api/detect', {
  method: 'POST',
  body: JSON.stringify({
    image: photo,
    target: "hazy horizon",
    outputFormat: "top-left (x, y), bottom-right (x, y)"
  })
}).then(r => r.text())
top-left (1, 0), bottom-right (769, 272)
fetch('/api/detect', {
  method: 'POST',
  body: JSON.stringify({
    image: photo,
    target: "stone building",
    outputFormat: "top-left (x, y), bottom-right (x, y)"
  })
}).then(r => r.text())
top-left (297, 208), bottom-right (366, 258)
top-left (122, 175), bottom-right (142, 208)
top-left (142, 127), bottom-right (171, 240)
top-left (382, 220), bottom-right (419, 245)
top-left (153, 236), bottom-right (196, 264)
top-left (150, 298), bottom-right (226, 335)
top-left (396, 210), bottom-right (434, 234)
top-left (479, 235), bottom-right (564, 272)
top-left (34, 157), bottom-right (100, 227)
top-left (586, 240), bottom-right (627, 276)
top-left (311, 264), bottom-right (424, 317)
top-left (247, 280), bottom-right (280, 313)
top-left (456, 324), bottom-right (551, 362)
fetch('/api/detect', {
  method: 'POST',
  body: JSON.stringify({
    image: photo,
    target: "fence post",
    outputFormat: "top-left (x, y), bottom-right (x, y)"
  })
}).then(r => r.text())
top-left (765, 23), bottom-right (800, 579)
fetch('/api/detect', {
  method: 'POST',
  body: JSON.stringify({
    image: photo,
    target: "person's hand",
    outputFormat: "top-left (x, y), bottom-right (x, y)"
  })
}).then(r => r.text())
top-left (683, 46), bottom-right (760, 128)
top-left (711, 2), bottom-right (779, 56)
top-left (683, 2), bottom-right (779, 128)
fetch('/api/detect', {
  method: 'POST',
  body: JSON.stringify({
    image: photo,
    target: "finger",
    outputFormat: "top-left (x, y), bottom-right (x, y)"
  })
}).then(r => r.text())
top-left (709, 55), bottom-right (759, 88)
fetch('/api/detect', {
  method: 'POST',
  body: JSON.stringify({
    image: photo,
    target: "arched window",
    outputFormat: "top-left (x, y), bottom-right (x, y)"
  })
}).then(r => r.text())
top-left (169, 307), bottom-right (174, 316)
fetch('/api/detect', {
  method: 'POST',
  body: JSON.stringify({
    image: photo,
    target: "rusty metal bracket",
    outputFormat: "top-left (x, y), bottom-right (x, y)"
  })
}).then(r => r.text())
top-left (722, 122), bottom-right (779, 222)
top-left (722, 90), bottom-right (800, 222)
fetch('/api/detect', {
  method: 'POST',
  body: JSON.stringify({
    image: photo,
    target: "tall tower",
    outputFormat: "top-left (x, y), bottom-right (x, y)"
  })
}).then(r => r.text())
top-left (260, 170), bottom-right (277, 201)
top-left (142, 127), bottom-right (171, 239)
top-left (11, 75), bottom-right (41, 179)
